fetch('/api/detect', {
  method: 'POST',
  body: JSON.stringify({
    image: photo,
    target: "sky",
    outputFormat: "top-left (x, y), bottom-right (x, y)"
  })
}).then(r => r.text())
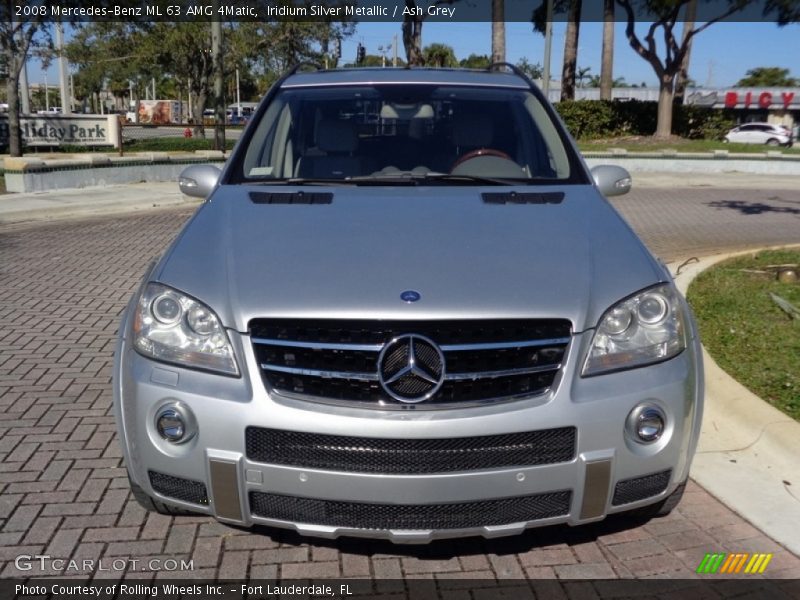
top-left (28, 20), bottom-right (800, 90)
top-left (341, 20), bottom-right (800, 88)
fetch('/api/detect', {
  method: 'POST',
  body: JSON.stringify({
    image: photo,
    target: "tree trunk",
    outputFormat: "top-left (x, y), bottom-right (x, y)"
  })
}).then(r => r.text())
top-left (191, 89), bottom-right (207, 139)
top-left (600, 0), bottom-right (614, 101)
top-left (656, 76), bottom-right (675, 138)
top-left (674, 0), bottom-right (697, 102)
top-left (402, 13), bottom-right (424, 66)
top-left (6, 51), bottom-right (22, 157)
top-left (560, 0), bottom-right (582, 102)
top-left (491, 0), bottom-right (505, 64)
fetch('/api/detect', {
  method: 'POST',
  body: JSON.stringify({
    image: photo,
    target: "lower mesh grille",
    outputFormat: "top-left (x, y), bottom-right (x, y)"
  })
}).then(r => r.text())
top-left (245, 427), bottom-right (577, 473)
top-left (149, 471), bottom-right (208, 506)
top-left (612, 469), bottom-right (671, 506)
top-left (249, 490), bottom-right (572, 530)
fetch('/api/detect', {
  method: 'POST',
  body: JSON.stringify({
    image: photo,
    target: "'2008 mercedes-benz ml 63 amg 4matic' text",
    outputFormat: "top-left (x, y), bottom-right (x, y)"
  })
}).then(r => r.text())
top-left (114, 66), bottom-right (703, 542)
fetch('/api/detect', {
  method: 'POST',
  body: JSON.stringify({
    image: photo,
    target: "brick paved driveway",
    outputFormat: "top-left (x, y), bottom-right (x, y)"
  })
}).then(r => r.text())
top-left (1, 185), bottom-right (799, 582)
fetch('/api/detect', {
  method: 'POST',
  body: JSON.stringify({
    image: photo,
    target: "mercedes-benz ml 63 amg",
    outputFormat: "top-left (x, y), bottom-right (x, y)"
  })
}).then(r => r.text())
top-left (113, 66), bottom-right (703, 542)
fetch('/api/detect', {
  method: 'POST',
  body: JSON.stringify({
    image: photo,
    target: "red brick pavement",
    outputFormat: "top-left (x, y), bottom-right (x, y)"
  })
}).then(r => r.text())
top-left (1, 187), bottom-right (799, 585)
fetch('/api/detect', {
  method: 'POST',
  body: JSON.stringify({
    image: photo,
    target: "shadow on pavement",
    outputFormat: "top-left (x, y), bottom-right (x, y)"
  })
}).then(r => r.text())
top-left (707, 198), bottom-right (800, 216)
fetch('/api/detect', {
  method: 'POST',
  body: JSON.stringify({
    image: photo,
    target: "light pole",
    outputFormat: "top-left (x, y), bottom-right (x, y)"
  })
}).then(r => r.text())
top-left (56, 24), bottom-right (71, 114)
top-left (236, 68), bottom-right (241, 117)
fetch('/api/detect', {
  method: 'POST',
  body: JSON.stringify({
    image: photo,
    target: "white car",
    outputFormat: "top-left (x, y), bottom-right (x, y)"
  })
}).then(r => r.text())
top-left (724, 123), bottom-right (793, 147)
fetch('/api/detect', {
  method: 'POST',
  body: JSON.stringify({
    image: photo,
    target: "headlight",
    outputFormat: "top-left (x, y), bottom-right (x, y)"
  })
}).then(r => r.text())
top-left (132, 282), bottom-right (239, 376)
top-left (582, 284), bottom-right (686, 376)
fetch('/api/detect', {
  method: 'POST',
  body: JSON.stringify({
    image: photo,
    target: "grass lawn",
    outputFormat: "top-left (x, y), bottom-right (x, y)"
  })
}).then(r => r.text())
top-left (687, 249), bottom-right (800, 420)
top-left (579, 137), bottom-right (800, 155)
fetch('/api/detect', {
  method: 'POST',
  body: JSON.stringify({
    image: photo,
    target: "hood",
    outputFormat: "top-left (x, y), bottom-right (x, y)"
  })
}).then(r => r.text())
top-left (155, 185), bottom-right (664, 334)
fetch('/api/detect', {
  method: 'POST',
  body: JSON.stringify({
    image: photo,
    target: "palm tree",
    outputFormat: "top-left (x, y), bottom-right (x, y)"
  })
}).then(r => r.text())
top-left (422, 43), bottom-right (457, 68)
top-left (560, 0), bottom-right (582, 101)
top-left (600, 0), bottom-right (614, 100)
top-left (492, 0), bottom-right (505, 64)
top-left (577, 66), bottom-right (592, 88)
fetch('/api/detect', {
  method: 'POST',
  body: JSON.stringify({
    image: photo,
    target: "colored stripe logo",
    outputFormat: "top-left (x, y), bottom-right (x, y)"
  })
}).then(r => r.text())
top-left (696, 552), bottom-right (773, 574)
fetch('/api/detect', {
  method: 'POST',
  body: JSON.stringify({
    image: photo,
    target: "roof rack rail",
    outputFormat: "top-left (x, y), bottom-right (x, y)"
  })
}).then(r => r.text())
top-left (286, 62), bottom-right (324, 76)
top-left (486, 62), bottom-right (528, 79)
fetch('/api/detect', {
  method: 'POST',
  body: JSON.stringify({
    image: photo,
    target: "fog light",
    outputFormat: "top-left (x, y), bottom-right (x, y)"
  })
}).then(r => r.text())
top-left (155, 403), bottom-right (196, 444)
top-left (626, 404), bottom-right (666, 444)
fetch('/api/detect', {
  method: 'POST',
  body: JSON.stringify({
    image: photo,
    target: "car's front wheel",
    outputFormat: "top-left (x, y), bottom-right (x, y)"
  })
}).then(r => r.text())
top-left (766, 138), bottom-right (780, 146)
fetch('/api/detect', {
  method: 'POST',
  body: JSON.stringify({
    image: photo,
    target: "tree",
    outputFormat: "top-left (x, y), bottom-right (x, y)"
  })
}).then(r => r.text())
top-left (516, 57), bottom-right (543, 80)
top-left (577, 66), bottom-right (592, 88)
top-left (560, 0), bottom-right (582, 100)
top-left (532, 0), bottom-right (582, 101)
top-left (401, 0), bottom-right (457, 66)
top-left (0, 18), bottom-right (51, 156)
top-left (492, 0), bottom-right (505, 64)
top-left (422, 43), bottom-right (458, 68)
top-left (588, 74), bottom-right (626, 88)
top-left (600, 0), bottom-right (614, 100)
top-left (735, 67), bottom-right (798, 87)
top-left (460, 54), bottom-right (491, 69)
top-left (616, 0), bottom-right (750, 139)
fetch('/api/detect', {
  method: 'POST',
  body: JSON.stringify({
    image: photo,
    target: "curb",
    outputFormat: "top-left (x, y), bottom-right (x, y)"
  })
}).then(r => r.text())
top-left (673, 245), bottom-right (800, 556)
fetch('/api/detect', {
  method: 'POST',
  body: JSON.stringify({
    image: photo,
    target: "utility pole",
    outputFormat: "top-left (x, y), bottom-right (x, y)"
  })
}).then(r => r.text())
top-left (393, 34), bottom-right (398, 67)
top-left (211, 8), bottom-right (225, 151)
top-left (56, 23), bottom-right (71, 114)
top-left (542, 0), bottom-right (553, 98)
top-left (235, 68), bottom-right (241, 117)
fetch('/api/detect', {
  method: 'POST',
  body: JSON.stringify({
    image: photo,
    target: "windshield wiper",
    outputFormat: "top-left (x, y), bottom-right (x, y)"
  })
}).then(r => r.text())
top-left (346, 172), bottom-right (520, 186)
top-left (247, 177), bottom-right (352, 186)
top-left (415, 173), bottom-right (528, 186)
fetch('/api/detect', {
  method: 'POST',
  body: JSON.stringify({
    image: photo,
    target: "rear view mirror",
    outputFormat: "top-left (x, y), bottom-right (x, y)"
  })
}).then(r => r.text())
top-left (178, 165), bottom-right (221, 198)
top-left (591, 165), bottom-right (632, 197)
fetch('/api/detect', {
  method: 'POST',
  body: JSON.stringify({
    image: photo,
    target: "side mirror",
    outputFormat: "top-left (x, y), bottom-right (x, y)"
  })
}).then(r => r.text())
top-left (591, 165), bottom-right (632, 197)
top-left (178, 165), bottom-right (221, 198)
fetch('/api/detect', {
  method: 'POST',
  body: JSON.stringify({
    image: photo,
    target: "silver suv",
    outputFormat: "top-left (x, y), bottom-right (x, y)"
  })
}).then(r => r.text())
top-left (113, 66), bottom-right (703, 542)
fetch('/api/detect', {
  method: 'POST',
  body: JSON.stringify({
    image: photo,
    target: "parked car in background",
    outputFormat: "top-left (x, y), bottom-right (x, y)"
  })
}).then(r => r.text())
top-left (114, 65), bottom-right (704, 542)
top-left (724, 122), bottom-right (793, 147)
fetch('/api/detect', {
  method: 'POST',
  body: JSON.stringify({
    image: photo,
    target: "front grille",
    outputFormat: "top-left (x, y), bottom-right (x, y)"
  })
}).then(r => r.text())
top-left (250, 318), bottom-right (571, 408)
top-left (245, 427), bottom-right (577, 473)
top-left (249, 490), bottom-right (572, 530)
top-left (611, 469), bottom-right (672, 506)
top-left (148, 471), bottom-right (208, 506)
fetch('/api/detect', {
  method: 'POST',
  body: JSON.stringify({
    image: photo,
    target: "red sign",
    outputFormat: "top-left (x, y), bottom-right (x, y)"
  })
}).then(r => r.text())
top-left (724, 91), bottom-right (796, 110)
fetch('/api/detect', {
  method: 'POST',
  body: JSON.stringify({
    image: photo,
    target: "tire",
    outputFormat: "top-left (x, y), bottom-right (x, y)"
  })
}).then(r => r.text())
top-left (766, 138), bottom-right (780, 146)
top-left (128, 474), bottom-right (197, 516)
top-left (636, 481), bottom-right (686, 518)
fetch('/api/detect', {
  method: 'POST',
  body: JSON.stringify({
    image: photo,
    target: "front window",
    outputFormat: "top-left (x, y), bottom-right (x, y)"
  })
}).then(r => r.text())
top-left (236, 84), bottom-right (576, 184)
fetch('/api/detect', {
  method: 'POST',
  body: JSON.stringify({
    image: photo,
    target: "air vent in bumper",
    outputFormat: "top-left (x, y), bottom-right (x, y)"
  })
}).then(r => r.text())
top-left (612, 469), bottom-right (672, 506)
top-left (245, 427), bottom-right (577, 473)
top-left (249, 490), bottom-right (572, 530)
top-left (149, 471), bottom-right (209, 506)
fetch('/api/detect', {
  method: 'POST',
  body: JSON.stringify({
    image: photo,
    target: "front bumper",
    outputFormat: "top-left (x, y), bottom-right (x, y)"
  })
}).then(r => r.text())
top-left (113, 316), bottom-right (704, 543)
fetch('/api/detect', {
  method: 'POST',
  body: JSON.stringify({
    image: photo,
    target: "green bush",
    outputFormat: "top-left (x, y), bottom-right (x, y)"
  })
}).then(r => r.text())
top-left (673, 105), bottom-right (736, 140)
top-left (554, 99), bottom-right (735, 141)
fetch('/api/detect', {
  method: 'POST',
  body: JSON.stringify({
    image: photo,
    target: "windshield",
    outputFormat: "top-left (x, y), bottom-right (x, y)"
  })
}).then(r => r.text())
top-left (236, 83), bottom-right (579, 184)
